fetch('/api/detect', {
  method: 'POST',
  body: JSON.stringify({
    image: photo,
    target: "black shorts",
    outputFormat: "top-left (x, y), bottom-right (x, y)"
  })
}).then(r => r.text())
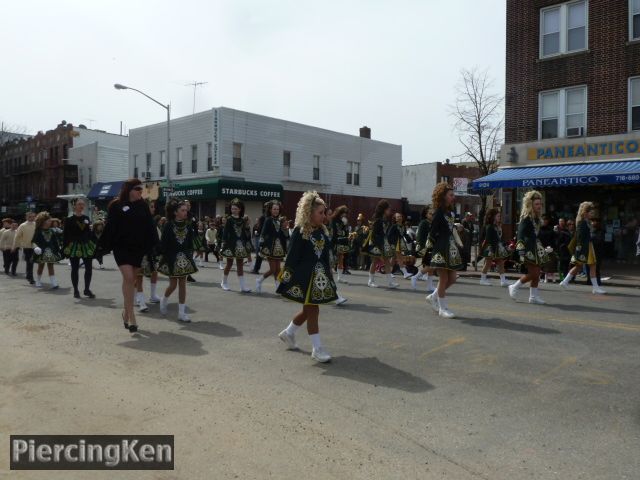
top-left (113, 248), bottom-right (145, 268)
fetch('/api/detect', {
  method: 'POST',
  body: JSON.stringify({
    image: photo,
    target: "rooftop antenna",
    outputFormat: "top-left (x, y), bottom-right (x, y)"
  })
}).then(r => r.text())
top-left (185, 81), bottom-right (208, 114)
top-left (84, 118), bottom-right (96, 129)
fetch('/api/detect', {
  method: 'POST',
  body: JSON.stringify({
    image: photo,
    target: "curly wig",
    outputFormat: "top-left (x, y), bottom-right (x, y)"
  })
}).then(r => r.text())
top-left (295, 191), bottom-right (328, 239)
top-left (484, 208), bottom-right (500, 225)
top-left (519, 190), bottom-right (543, 221)
top-left (229, 198), bottom-right (245, 217)
top-left (332, 205), bottom-right (348, 221)
top-left (432, 182), bottom-right (453, 211)
top-left (165, 199), bottom-right (187, 221)
top-left (35, 211), bottom-right (51, 230)
top-left (420, 205), bottom-right (432, 220)
top-left (576, 201), bottom-right (594, 224)
top-left (372, 199), bottom-right (390, 221)
top-left (265, 200), bottom-right (282, 218)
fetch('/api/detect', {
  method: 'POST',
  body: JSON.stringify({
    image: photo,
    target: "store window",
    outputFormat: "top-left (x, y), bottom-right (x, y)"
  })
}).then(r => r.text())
top-left (630, 77), bottom-right (640, 131)
top-left (539, 86), bottom-right (586, 139)
top-left (540, 1), bottom-right (588, 58)
top-left (631, 0), bottom-right (640, 40)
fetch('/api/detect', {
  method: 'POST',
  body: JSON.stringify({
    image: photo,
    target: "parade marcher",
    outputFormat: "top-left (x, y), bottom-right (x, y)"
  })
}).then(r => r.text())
top-left (508, 190), bottom-right (552, 304)
top-left (32, 211), bottom-right (63, 290)
top-left (365, 200), bottom-right (398, 289)
top-left (559, 201), bottom-right (606, 295)
top-left (251, 207), bottom-right (267, 274)
top-left (331, 206), bottom-right (351, 283)
top-left (390, 212), bottom-right (413, 279)
top-left (12, 211), bottom-right (36, 284)
top-left (194, 221), bottom-right (206, 268)
top-left (556, 218), bottom-right (572, 281)
top-left (92, 220), bottom-right (106, 269)
top-left (243, 215), bottom-right (254, 267)
top-left (538, 215), bottom-right (558, 283)
top-left (157, 199), bottom-right (198, 322)
top-left (479, 208), bottom-right (510, 287)
top-left (591, 217), bottom-right (606, 287)
top-left (220, 199), bottom-right (252, 292)
top-left (1, 219), bottom-right (19, 276)
top-left (216, 216), bottom-right (226, 269)
top-left (276, 191), bottom-right (337, 363)
top-left (184, 200), bottom-right (199, 283)
top-left (135, 205), bottom-right (163, 313)
top-left (100, 179), bottom-right (158, 332)
top-left (411, 206), bottom-right (436, 292)
top-left (425, 183), bottom-right (464, 318)
top-left (256, 200), bottom-right (288, 293)
top-left (63, 198), bottom-right (96, 299)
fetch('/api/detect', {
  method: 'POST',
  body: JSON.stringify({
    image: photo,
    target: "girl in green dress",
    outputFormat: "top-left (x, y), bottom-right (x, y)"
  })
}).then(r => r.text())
top-left (411, 205), bottom-right (436, 292)
top-left (256, 200), bottom-right (288, 293)
top-left (32, 211), bottom-right (63, 289)
top-left (276, 191), bottom-right (337, 363)
top-left (508, 190), bottom-right (552, 304)
top-left (157, 199), bottom-right (198, 322)
top-left (479, 208), bottom-right (510, 287)
top-left (330, 205), bottom-right (351, 283)
top-left (559, 201), bottom-right (606, 295)
top-left (63, 198), bottom-right (96, 298)
top-left (365, 199), bottom-right (398, 289)
top-left (220, 198), bottom-right (252, 293)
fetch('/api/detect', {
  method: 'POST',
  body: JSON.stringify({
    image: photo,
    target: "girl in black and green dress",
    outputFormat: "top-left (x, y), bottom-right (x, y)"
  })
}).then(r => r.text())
top-left (194, 221), bottom-right (206, 268)
top-left (63, 198), bottom-right (96, 298)
top-left (32, 211), bottom-right (63, 290)
top-left (508, 190), bottom-right (552, 304)
top-left (425, 183), bottom-right (463, 318)
top-left (365, 200), bottom-right (398, 289)
top-left (559, 201), bottom-right (606, 295)
top-left (220, 198), bottom-right (252, 293)
top-left (331, 206), bottom-right (351, 283)
top-left (479, 208), bottom-right (510, 287)
top-left (390, 212), bottom-right (414, 279)
top-left (277, 191), bottom-right (337, 363)
top-left (411, 205), bottom-right (436, 292)
top-left (157, 199), bottom-right (198, 322)
top-left (256, 200), bottom-right (288, 293)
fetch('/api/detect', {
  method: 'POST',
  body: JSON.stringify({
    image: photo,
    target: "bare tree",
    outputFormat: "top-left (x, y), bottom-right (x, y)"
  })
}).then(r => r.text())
top-left (0, 121), bottom-right (29, 144)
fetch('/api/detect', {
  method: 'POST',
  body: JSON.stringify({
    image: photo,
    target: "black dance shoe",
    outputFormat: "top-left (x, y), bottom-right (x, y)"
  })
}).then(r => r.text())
top-left (73, 290), bottom-right (81, 299)
top-left (186, 275), bottom-right (196, 283)
top-left (128, 324), bottom-right (138, 333)
top-left (84, 290), bottom-right (95, 299)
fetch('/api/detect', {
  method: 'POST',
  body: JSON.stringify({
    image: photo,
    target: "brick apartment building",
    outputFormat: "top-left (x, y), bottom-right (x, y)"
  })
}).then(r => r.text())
top-left (474, 0), bottom-right (640, 260)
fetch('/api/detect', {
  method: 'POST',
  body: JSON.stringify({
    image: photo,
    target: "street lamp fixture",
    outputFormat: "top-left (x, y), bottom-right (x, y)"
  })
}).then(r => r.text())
top-left (114, 83), bottom-right (172, 191)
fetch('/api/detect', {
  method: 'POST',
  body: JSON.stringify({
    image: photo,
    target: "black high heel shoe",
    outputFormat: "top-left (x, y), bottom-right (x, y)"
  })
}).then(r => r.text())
top-left (122, 311), bottom-right (129, 329)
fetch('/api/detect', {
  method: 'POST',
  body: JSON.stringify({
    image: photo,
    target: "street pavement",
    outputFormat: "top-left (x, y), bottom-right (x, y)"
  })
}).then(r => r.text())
top-left (1, 257), bottom-right (639, 479)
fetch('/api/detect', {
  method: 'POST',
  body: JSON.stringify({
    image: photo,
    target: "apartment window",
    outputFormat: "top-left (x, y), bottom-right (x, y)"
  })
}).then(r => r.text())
top-left (233, 143), bottom-right (242, 172)
top-left (377, 165), bottom-right (383, 188)
top-left (134, 166), bottom-right (139, 179)
top-left (631, 0), bottom-right (640, 40)
top-left (146, 152), bottom-right (151, 173)
top-left (441, 175), bottom-right (450, 184)
top-left (346, 161), bottom-right (360, 186)
top-left (207, 142), bottom-right (213, 171)
top-left (540, 1), bottom-right (587, 58)
top-left (133, 154), bottom-right (138, 177)
top-left (160, 150), bottom-right (166, 177)
top-left (313, 155), bottom-right (320, 181)
top-left (63, 144), bottom-right (69, 159)
top-left (176, 147), bottom-right (183, 175)
top-left (539, 86), bottom-right (587, 139)
top-left (79, 167), bottom-right (84, 186)
top-left (191, 145), bottom-right (198, 173)
top-left (88, 167), bottom-right (93, 186)
top-left (283, 150), bottom-right (291, 176)
top-left (630, 77), bottom-right (640, 131)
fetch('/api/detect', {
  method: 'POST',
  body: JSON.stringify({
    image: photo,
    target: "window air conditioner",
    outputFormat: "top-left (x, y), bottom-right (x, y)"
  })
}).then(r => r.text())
top-left (566, 126), bottom-right (584, 138)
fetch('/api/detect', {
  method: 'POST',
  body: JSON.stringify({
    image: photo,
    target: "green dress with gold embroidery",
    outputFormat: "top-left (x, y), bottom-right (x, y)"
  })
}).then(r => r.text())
top-left (427, 208), bottom-right (464, 270)
top-left (221, 216), bottom-right (252, 259)
top-left (63, 214), bottom-right (97, 258)
top-left (277, 226), bottom-right (338, 305)
top-left (157, 220), bottom-right (198, 277)
top-left (33, 228), bottom-right (65, 264)
top-left (516, 217), bottom-right (550, 266)
top-left (259, 216), bottom-right (288, 260)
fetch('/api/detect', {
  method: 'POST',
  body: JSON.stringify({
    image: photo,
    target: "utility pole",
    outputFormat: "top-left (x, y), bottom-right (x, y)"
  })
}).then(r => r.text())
top-left (185, 81), bottom-right (208, 114)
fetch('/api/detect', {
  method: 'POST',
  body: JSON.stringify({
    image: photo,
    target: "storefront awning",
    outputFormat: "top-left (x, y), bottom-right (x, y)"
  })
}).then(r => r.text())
top-left (159, 178), bottom-right (283, 201)
top-left (87, 181), bottom-right (125, 200)
top-left (472, 160), bottom-right (640, 189)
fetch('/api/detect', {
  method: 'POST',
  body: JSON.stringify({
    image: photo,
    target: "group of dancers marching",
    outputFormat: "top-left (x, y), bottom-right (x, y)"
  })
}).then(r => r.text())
top-left (1, 179), bottom-right (607, 362)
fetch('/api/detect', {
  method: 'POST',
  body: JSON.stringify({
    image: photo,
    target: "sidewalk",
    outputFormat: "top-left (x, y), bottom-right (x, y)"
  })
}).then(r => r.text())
top-left (460, 260), bottom-right (639, 289)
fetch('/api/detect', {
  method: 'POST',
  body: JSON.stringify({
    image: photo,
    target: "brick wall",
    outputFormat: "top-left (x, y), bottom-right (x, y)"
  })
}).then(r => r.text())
top-left (506, 0), bottom-right (640, 144)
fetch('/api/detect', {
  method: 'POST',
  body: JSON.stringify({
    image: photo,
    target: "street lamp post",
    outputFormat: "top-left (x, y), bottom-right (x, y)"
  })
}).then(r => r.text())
top-left (114, 84), bottom-right (171, 191)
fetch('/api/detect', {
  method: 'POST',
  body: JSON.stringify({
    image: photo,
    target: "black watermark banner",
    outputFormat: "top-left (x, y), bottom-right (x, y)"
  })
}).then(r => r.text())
top-left (10, 435), bottom-right (174, 470)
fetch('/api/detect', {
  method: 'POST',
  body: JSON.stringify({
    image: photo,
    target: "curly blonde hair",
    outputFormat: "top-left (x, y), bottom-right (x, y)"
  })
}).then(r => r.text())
top-left (576, 201), bottom-right (594, 224)
top-left (295, 191), bottom-right (328, 239)
top-left (35, 211), bottom-right (51, 230)
top-left (432, 182), bottom-right (453, 211)
top-left (519, 190), bottom-right (543, 221)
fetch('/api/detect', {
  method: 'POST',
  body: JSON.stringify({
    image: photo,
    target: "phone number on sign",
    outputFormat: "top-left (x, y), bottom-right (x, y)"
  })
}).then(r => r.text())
top-left (615, 175), bottom-right (640, 182)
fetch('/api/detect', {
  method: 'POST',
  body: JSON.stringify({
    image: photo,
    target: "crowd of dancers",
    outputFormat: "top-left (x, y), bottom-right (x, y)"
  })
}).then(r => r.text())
top-left (1, 178), bottom-right (607, 362)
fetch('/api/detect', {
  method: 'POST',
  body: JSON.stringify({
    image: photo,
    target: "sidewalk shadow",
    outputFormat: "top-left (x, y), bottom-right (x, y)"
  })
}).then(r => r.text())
top-left (336, 303), bottom-right (391, 315)
top-left (118, 331), bottom-right (208, 356)
top-left (448, 292), bottom-right (500, 300)
top-left (553, 303), bottom-right (634, 315)
top-left (76, 297), bottom-right (118, 309)
top-left (178, 321), bottom-right (242, 337)
top-left (35, 287), bottom-right (72, 295)
top-left (456, 316), bottom-right (561, 335)
top-left (314, 356), bottom-right (433, 393)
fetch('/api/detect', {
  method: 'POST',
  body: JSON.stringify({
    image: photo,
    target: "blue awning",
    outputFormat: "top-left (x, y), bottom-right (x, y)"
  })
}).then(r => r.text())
top-left (472, 160), bottom-right (640, 189)
top-left (87, 181), bottom-right (125, 200)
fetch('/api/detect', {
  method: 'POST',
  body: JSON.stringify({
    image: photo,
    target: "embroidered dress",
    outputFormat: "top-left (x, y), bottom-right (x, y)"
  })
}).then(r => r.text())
top-left (389, 223), bottom-right (412, 256)
top-left (221, 216), bottom-right (251, 259)
top-left (195, 230), bottom-right (207, 253)
top-left (331, 218), bottom-right (351, 255)
top-left (63, 215), bottom-right (96, 258)
top-left (259, 216), bottom-right (287, 260)
top-left (481, 224), bottom-right (510, 260)
top-left (33, 228), bottom-right (64, 264)
top-left (277, 226), bottom-right (338, 305)
top-left (415, 219), bottom-right (432, 265)
top-left (428, 208), bottom-right (463, 270)
top-left (516, 217), bottom-right (550, 266)
top-left (366, 218), bottom-right (395, 258)
top-left (570, 219), bottom-right (596, 266)
top-left (157, 220), bottom-right (198, 277)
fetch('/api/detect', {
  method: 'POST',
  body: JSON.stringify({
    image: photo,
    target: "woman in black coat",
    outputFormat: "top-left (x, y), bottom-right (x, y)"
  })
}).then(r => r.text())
top-left (101, 178), bottom-right (158, 332)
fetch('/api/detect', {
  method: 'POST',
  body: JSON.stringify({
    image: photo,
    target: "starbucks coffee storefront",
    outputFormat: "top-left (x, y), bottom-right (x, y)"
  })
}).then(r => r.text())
top-left (473, 134), bottom-right (640, 262)
top-left (159, 178), bottom-right (283, 221)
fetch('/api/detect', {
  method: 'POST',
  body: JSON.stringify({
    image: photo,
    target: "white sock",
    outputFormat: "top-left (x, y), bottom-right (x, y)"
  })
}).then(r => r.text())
top-left (337, 272), bottom-right (341, 282)
top-left (426, 275), bottom-right (434, 290)
top-left (513, 279), bottom-right (522, 289)
top-left (590, 277), bottom-right (599, 288)
top-left (239, 276), bottom-right (246, 290)
top-left (500, 274), bottom-right (506, 283)
top-left (400, 267), bottom-right (408, 275)
top-left (178, 303), bottom-right (186, 315)
top-left (257, 275), bottom-right (264, 283)
top-left (136, 292), bottom-right (144, 303)
top-left (387, 273), bottom-right (394, 282)
top-left (150, 283), bottom-right (157, 297)
top-left (285, 321), bottom-right (299, 336)
top-left (275, 280), bottom-right (280, 289)
top-left (561, 273), bottom-right (574, 284)
top-left (309, 333), bottom-right (322, 350)
top-left (50, 275), bottom-right (57, 286)
top-left (530, 287), bottom-right (538, 297)
top-left (481, 273), bottom-right (487, 280)
top-left (438, 296), bottom-right (448, 310)
top-left (223, 274), bottom-right (228, 284)
top-left (368, 273), bottom-right (374, 282)
top-left (36, 274), bottom-right (42, 282)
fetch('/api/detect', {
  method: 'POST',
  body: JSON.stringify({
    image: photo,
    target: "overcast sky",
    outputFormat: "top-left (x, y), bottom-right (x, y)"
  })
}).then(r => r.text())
top-left (1, 0), bottom-right (505, 165)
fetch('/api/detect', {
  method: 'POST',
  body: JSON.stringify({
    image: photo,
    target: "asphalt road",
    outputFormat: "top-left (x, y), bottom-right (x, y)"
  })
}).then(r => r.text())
top-left (1, 257), bottom-right (639, 479)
